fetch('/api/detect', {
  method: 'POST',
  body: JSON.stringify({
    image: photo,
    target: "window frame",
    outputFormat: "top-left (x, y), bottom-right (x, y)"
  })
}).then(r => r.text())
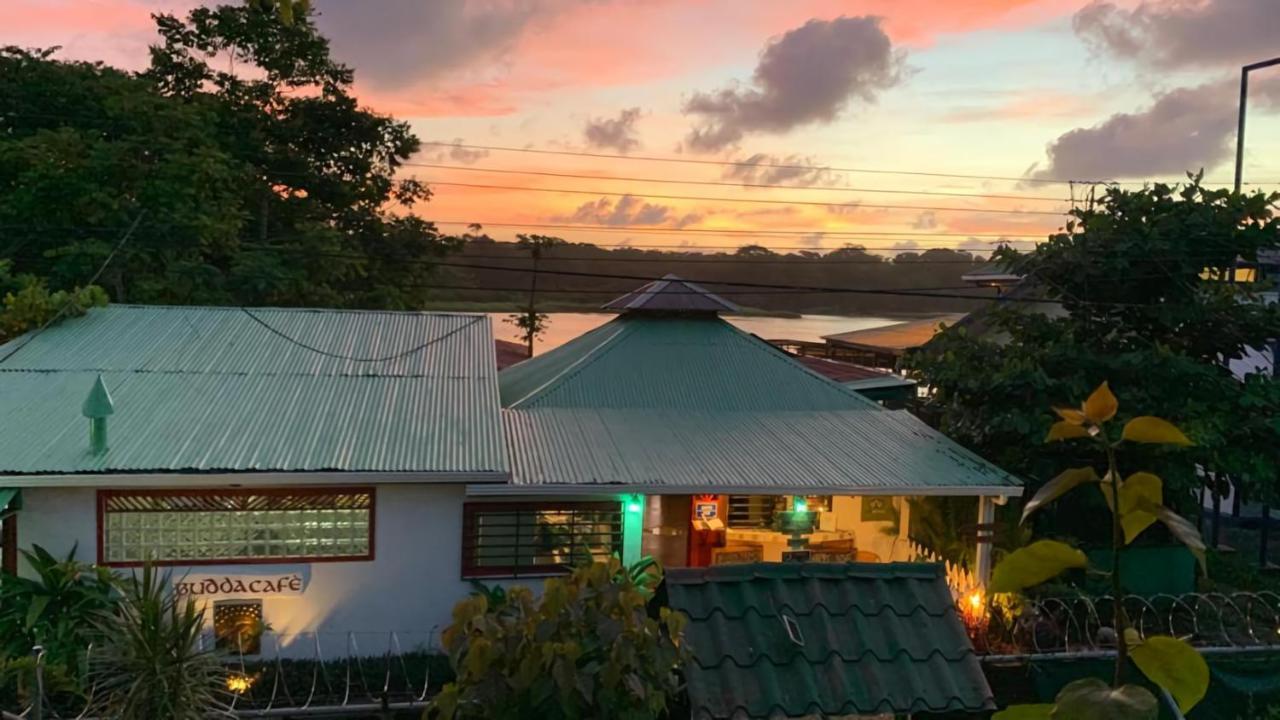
top-left (461, 501), bottom-right (622, 579)
top-left (96, 487), bottom-right (376, 568)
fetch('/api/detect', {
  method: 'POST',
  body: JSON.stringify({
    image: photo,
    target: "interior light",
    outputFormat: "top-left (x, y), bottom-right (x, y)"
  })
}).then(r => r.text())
top-left (793, 496), bottom-right (808, 513)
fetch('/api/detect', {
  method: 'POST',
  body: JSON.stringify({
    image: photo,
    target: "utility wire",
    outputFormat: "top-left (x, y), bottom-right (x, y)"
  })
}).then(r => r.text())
top-left (421, 141), bottom-right (1279, 187)
top-left (238, 309), bottom-right (484, 362)
top-left (423, 181), bottom-right (1070, 217)
top-left (404, 161), bottom-right (1068, 203)
top-left (0, 212), bottom-right (145, 365)
top-left (0, 220), bottom-right (1054, 240)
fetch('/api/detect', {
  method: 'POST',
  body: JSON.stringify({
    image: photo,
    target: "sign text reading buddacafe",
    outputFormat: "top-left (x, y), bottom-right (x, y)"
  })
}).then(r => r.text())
top-left (174, 573), bottom-right (304, 598)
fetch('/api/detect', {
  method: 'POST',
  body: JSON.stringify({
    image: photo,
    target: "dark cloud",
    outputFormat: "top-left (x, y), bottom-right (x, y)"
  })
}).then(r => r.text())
top-left (584, 107), bottom-right (643, 153)
top-left (554, 195), bottom-right (702, 228)
top-left (682, 16), bottom-right (905, 152)
top-left (430, 138), bottom-right (490, 165)
top-left (1028, 79), bottom-right (1280, 181)
top-left (1074, 0), bottom-right (1280, 70)
top-left (911, 211), bottom-right (937, 230)
top-left (723, 153), bottom-right (836, 187)
top-left (312, 0), bottom-right (577, 89)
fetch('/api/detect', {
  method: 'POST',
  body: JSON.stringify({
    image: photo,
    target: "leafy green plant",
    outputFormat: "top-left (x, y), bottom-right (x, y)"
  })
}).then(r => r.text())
top-left (0, 544), bottom-right (117, 663)
top-left (429, 558), bottom-right (687, 720)
top-left (89, 565), bottom-right (228, 720)
top-left (993, 382), bottom-right (1209, 719)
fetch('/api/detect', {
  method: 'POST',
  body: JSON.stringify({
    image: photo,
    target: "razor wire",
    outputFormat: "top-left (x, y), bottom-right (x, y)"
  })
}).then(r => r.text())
top-left (13, 628), bottom-right (443, 719)
top-left (980, 591), bottom-right (1280, 655)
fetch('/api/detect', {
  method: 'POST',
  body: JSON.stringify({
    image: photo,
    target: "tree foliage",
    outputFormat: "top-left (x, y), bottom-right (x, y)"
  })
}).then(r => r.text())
top-left (0, 1), bottom-right (458, 309)
top-left (908, 180), bottom-right (1280, 526)
top-left (430, 558), bottom-right (687, 720)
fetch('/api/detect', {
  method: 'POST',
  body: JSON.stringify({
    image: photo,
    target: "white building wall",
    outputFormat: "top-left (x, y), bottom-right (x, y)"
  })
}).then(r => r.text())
top-left (16, 483), bottom-right (487, 656)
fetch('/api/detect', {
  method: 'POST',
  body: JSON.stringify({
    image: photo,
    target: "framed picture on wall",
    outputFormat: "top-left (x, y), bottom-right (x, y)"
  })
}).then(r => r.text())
top-left (860, 497), bottom-right (898, 523)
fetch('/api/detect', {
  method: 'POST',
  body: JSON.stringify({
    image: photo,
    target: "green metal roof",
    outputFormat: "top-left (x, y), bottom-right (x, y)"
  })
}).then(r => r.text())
top-left (0, 305), bottom-right (507, 479)
top-left (501, 314), bottom-right (883, 411)
top-left (497, 314), bottom-right (1021, 495)
top-left (665, 562), bottom-right (994, 719)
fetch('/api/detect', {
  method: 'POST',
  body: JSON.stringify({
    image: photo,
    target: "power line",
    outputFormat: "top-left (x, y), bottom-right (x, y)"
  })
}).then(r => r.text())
top-left (0, 219), bottom-right (1053, 240)
top-left (0, 212), bottom-right (145, 365)
top-left (421, 141), bottom-right (1278, 188)
top-left (423, 181), bottom-right (1070, 217)
top-left (430, 220), bottom-right (1050, 239)
top-left (240, 309), bottom-right (484, 362)
top-left (405, 161), bottom-right (1068, 203)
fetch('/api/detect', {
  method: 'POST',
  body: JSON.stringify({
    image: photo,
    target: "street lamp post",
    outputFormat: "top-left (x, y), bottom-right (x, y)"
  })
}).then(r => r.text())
top-left (1234, 57), bottom-right (1280, 570)
top-left (1233, 57), bottom-right (1280, 194)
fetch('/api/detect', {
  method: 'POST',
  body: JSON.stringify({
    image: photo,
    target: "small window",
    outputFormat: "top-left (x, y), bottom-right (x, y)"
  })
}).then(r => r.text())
top-left (214, 600), bottom-right (264, 655)
top-left (728, 496), bottom-right (833, 529)
top-left (98, 488), bottom-right (374, 566)
top-left (462, 502), bottom-right (622, 578)
top-left (727, 496), bottom-right (781, 529)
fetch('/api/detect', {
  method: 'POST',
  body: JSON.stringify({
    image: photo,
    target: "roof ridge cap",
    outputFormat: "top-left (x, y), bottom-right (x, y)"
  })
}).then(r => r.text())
top-left (506, 319), bottom-right (632, 408)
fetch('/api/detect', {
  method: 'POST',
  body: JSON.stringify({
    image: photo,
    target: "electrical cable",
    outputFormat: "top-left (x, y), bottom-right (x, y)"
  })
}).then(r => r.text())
top-left (237, 309), bottom-right (484, 362)
top-left (0, 212), bottom-right (145, 365)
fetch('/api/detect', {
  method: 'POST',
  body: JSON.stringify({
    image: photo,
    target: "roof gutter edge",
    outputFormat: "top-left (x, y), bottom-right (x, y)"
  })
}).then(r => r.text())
top-left (0, 470), bottom-right (511, 488)
top-left (467, 483), bottom-right (1024, 497)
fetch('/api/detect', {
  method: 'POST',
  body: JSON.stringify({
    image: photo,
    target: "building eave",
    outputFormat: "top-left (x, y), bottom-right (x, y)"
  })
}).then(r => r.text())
top-left (466, 482), bottom-right (1024, 498)
top-left (0, 470), bottom-right (510, 489)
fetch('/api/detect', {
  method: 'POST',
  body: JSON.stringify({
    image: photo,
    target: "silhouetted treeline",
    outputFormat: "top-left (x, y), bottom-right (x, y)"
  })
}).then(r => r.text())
top-left (427, 239), bottom-right (998, 316)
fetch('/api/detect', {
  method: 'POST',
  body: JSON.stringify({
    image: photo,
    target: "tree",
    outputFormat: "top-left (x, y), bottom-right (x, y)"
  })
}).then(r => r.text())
top-left (429, 558), bottom-right (687, 720)
top-left (506, 234), bottom-right (563, 356)
top-left (0, 1), bottom-right (459, 309)
top-left (992, 382), bottom-right (1209, 719)
top-left (907, 179), bottom-right (1280, 539)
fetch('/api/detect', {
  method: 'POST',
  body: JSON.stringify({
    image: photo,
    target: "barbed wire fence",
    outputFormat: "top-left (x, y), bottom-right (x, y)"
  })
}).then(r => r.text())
top-left (13, 629), bottom-right (444, 719)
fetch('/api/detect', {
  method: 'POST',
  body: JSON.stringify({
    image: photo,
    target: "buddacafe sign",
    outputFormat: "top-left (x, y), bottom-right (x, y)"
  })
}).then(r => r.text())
top-left (174, 572), bottom-right (305, 599)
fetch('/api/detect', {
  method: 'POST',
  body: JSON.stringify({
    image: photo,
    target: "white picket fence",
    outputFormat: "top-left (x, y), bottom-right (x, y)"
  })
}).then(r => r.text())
top-left (904, 539), bottom-right (979, 598)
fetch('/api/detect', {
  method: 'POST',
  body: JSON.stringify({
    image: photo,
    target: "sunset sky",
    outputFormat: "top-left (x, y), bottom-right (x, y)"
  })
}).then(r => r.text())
top-left (6, 0), bottom-right (1280, 254)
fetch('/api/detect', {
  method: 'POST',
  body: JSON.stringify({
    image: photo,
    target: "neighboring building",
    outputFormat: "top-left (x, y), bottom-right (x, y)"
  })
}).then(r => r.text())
top-left (0, 279), bottom-right (1021, 656)
top-left (787, 354), bottom-right (917, 407)
top-left (494, 338), bottom-right (531, 369)
top-left (821, 313), bottom-right (968, 370)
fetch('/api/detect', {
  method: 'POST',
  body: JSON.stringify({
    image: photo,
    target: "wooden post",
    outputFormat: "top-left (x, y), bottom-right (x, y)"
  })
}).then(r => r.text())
top-left (975, 497), bottom-right (996, 587)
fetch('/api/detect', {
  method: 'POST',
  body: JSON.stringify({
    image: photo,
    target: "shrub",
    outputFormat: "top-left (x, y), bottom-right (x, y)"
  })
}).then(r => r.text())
top-left (429, 558), bottom-right (687, 720)
top-left (90, 565), bottom-right (228, 720)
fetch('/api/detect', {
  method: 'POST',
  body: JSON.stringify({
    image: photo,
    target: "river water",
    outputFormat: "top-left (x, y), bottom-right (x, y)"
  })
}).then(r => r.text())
top-left (487, 312), bottom-right (899, 351)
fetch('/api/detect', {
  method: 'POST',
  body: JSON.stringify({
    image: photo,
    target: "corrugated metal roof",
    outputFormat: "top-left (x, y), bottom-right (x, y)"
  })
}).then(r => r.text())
top-left (0, 305), bottom-right (507, 477)
top-left (501, 315), bottom-right (882, 411)
top-left (601, 274), bottom-right (740, 314)
top-left (503, 407), bottom-right (1019, 493)
top-left (499, 313), bottom-right (1020, 494)
top-left (823, 313), bottom-right (968, 354)
top-left (665, 562), bottom-right (994, 719)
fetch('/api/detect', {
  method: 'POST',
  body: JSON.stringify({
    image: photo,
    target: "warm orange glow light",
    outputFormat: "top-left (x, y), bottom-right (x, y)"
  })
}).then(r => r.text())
top-left (226, 674), bottom-right (255, 693)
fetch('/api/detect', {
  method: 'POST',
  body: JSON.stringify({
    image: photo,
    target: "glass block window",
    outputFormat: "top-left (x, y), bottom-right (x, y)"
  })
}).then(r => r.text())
top-left (461, 502), bottom-right (622, 578)
top-left (99, 489), bottom-right (374, 566)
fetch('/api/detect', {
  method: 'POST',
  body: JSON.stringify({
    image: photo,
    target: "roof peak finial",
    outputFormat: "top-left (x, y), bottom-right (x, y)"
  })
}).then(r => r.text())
top-left (82, 374), bottom-right (114, 455)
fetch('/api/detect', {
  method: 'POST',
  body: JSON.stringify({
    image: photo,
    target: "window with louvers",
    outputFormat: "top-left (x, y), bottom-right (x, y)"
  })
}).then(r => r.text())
top-left (98, 488), bottom-right (374, 566)
top-left (462, 502), bottom-right (622, 578)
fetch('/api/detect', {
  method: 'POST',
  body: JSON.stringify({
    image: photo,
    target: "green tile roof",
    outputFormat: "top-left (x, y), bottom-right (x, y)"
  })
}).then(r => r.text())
top-left (0, 305), bottom-right (507, 478)
top-left (497, 314), bottom-right (1021, 495)
top-left (665, 562), bottom-right (994, 719)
